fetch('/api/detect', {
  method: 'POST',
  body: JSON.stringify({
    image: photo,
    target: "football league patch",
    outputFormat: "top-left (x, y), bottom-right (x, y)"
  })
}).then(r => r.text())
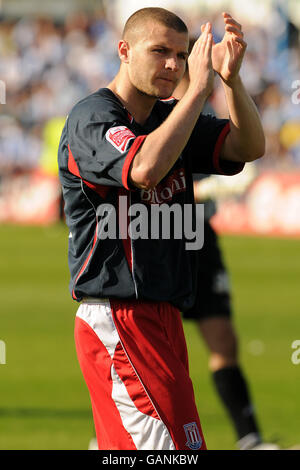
top-left (184, 422), bottom-right (202, 450)
top-left (105, 126), bottom-right (136, 153)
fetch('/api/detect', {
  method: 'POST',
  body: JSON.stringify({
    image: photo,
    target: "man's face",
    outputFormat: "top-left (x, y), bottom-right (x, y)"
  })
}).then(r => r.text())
top-left (126, 22), bottom-right (189, 99)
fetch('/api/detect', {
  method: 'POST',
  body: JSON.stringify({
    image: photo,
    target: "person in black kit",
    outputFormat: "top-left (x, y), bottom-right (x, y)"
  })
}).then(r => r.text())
top-left (173, 36), bottom-right (279, 450)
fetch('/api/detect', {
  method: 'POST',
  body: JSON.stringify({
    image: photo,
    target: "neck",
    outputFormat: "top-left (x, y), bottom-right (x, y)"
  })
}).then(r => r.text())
top-left (107, 71), bottom-right (157, 126)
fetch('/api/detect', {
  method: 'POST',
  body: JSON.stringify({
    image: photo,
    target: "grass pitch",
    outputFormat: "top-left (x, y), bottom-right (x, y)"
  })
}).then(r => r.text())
top-left (0, 224), bottom-right (300, 449)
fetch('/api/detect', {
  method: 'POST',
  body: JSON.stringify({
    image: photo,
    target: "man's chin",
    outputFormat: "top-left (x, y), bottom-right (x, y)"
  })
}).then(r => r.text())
top-left (157, 92), bottom-right (174, 100)
top-left (136, 84), bottom-right (175, 100)
top-left (156, 86), bottom-right (176, 100)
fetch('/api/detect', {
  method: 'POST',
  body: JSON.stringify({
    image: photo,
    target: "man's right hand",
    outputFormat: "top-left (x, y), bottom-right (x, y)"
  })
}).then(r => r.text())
top-left (187, 22), bottom-right (214, 100)
top-left (130, 25), bottom-right (215, 190)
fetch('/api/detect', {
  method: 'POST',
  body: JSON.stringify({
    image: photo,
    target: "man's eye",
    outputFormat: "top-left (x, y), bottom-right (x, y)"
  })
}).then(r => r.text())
top-left (153, 49), bottom-right (164, 53)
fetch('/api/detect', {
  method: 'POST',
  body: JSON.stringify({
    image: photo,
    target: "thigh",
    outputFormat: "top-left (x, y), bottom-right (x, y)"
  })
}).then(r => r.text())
top-left (74, 306), bottom-right (136, 450)
top-left (75, 299), bottom-right (206, 450)
top-left (198, 316), bottom-right (238, 356)
top-left (109, 299), bottom-right (206, 451)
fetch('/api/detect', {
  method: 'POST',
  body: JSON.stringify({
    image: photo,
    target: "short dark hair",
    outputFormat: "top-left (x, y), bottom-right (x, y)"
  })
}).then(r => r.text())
top-left (122, 7), bottom-right (188, 43)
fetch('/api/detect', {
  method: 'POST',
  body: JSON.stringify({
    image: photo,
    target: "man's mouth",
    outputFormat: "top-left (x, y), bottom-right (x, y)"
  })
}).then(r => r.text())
top-left (158, 78), bottom-right (174, 83)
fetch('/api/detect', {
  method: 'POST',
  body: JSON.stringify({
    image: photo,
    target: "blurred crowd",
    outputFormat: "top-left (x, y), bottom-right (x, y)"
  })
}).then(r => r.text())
top-left (0, 6), bottom-right (299, 176)
top-left (0, 10), bottom-right (120, 174)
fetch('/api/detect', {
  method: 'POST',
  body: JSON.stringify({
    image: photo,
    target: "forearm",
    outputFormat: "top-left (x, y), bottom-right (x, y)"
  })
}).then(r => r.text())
top-left (222, 75), bottom-right (265, 162)
top-left (130, 90), bottom-right (206, 189)
top-left (129, 23), bottom-right (215, 190)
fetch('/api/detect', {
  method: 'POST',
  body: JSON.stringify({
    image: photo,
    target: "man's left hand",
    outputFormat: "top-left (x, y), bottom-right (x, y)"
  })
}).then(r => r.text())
top-left (204, 12), bottom-right (247, 86)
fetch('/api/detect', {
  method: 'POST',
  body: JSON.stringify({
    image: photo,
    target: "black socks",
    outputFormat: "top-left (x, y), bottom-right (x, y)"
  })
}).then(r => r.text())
top-left (212, 366), bottom-right (262, 448)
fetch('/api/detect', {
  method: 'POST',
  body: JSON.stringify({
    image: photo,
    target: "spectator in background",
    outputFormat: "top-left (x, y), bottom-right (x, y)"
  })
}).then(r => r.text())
top-left (0, 10), bottom-right (299, 175)
top-left (172, 36), bottom-right (279, 451)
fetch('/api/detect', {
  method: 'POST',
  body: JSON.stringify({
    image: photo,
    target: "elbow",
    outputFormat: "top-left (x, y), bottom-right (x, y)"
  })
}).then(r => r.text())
top-left (241, 136), bottom-right (266, 162)
top-left (138, 174), bottom-right (158, 190)
top-left (129, 166), bottom-right (158, 190)
top-left (140, 169), bottom-right (160, 190)
top-left (246, 143), bottom-right (266, 162)
top-left (244, 150), bottom-right (265, 162)
top-left (258, 138), bottom-right (266, 159)
top-left (128, 145), bottom-right (159, 190)
top-left (226, 131), bottom-right (266, 163)
top-left (251, 133), bottom-right (266, 161)
top-left (143, 179), bottom-right (158, 191)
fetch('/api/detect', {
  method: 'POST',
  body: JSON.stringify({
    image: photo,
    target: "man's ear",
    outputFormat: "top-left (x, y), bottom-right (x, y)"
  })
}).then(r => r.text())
top-left (118, 40), bottom-right (130, 64)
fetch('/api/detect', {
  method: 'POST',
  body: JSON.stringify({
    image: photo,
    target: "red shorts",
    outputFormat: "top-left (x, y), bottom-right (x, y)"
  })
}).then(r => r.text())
top-left (74, 298), bottom-right (206, 450)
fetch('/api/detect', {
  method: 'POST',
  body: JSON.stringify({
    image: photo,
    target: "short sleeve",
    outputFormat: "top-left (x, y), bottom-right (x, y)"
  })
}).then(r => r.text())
top-left (186, 113), bottom-right (245, 176)
top-left (66, 98), bottom-right (146, 190)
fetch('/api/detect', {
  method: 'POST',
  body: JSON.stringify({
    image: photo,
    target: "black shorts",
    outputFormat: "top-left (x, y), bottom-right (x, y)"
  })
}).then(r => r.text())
top-left (183, 221), bottom-right (232, 321)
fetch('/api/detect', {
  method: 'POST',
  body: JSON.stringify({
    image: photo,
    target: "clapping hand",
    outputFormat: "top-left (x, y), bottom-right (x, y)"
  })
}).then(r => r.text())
top-left (205, 12), bottom-right (247, 86)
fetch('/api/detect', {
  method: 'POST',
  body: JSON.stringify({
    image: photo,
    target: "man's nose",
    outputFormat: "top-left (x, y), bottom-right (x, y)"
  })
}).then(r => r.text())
top-left (165, 57), bottom-right (179, 71)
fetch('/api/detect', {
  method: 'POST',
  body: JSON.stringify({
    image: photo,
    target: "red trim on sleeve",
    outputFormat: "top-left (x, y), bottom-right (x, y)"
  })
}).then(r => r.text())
top-left (122, 135), bottom-right (147, 190)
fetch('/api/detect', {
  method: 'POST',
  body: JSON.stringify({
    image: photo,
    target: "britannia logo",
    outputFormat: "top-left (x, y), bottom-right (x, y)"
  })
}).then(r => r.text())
top-left (105, 126), bottom-right (136, 153)
top-left (184, 422), bottom-right (202, 450)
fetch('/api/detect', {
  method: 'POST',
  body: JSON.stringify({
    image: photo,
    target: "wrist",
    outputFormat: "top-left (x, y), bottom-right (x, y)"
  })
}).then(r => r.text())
top-left (221, 74), bottom-right (242, 89)
top-left (184, 86), bottom-right (210, 109)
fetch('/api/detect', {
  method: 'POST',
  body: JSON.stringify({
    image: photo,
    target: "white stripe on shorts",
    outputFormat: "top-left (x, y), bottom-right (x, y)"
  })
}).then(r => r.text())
top-left (76, 299), bottom-right (176, 450)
